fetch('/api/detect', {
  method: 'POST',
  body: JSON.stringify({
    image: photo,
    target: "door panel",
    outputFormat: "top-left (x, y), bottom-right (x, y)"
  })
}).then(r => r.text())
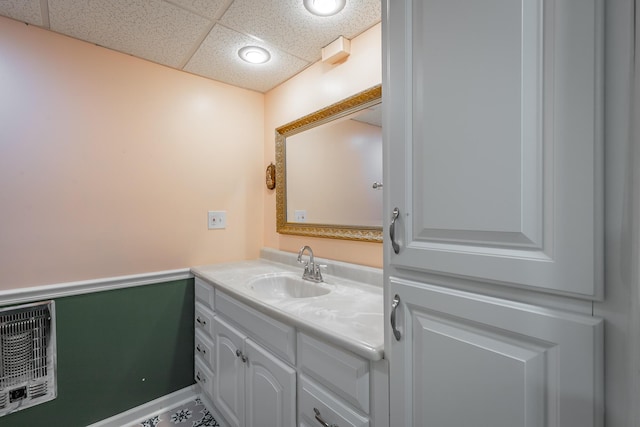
top-left (388, 278), bottom-right (603, 426)
top-left (413, 0), bottom-right (538, 242)
top-left (385, 0), bottom-right (604, 298)
top-left (214, 317), bottom-right (246, 427)
top-left (245, 339), bottom-right (296, 427)
top-left (412, 311), bottom-right (546, 426)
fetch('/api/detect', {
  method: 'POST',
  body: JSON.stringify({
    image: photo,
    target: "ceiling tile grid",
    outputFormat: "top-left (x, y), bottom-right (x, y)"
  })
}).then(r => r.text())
top-left (48, 0), bottom-right (213, 68)
top-left (164, 0), bottom-right (229, 20)
top-left (0, 0), bottom-right (381, 92)
top-left (0, 0), bottom-right (43, 26)
top-left (184, 24), bottom-right (309, 93)
top-left (219, 0), bottom-right (381, 62)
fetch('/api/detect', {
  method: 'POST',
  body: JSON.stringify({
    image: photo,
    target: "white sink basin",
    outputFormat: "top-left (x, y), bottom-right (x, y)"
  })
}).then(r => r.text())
top-left (246, 273), bottom-right (331, 299)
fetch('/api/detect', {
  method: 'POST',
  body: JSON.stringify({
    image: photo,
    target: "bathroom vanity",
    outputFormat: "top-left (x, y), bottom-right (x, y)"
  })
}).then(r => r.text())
top-left (191, 250), bottom-right (388, 427)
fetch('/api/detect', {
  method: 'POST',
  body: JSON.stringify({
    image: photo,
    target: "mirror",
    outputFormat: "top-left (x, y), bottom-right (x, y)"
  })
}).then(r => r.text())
top-left (275, 85), bottom-right (382, 242)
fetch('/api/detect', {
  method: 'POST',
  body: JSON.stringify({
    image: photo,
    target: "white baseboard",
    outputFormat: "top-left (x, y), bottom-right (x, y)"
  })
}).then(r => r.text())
top-left (88, 385), bottom-right (199, 427)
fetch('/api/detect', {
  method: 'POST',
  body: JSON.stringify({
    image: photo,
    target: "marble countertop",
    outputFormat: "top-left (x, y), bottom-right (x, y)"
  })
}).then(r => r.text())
top-left (191, 257), bottom-right (384, 361)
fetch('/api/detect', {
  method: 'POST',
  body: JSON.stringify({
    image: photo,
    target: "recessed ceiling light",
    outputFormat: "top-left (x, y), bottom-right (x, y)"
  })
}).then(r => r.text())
top-left (238, 46), bottom-right (271, 64)
top-left (303, 0), bottom-right (346, 16)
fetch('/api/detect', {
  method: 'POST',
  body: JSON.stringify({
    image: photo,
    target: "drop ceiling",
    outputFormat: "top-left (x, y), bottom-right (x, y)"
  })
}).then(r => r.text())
top-left (0, 0), bottom-right (381, 93)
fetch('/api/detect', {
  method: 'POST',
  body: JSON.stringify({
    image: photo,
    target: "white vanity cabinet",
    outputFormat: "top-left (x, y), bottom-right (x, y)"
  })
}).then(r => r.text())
top-left (194, 278), bottom-right (297, 427)
top-left (213, 294), bottom-right (296, 427)
top-left (194, 278), bottom-right (216, 400)
top-left (298, 333), bottom-right (374, 427)
top-left (244, 338), bottom-right (297, 427)
top-left (214, 315), bottom-right (296, 427)
top-left (214, 316), bottom-right (246, 427)
top-left (192, 275), bottom-right (388, 427)
top-left (383, 0), bottom-right (605, 425)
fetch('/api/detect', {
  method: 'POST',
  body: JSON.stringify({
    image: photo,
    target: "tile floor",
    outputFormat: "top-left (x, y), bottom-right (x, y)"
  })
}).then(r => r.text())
top-left (133, 397), bottom-right (222, 427)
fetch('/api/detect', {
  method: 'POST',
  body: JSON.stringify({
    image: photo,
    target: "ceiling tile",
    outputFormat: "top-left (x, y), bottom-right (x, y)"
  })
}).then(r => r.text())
top-left (48, 0), bottom-right (213, 68)
top-left (0, 0), bottom-right (380, 93)
top-left (218, 0), bottom-right (381, 62)
top-left (184, 24), bottom-right (310, 93)
top-left (165, 0), bottom-right (228, 20)
top-left (0, 0), bottom-right (43, 26)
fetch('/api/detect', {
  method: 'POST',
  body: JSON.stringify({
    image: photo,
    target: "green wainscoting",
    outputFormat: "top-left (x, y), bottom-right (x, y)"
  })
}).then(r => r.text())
top-left (2, 278), bottom-right (195, 427)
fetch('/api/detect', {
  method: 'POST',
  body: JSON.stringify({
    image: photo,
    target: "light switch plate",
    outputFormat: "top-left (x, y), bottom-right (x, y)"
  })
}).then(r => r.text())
top-left (208, 211), bottom-right (226, 229)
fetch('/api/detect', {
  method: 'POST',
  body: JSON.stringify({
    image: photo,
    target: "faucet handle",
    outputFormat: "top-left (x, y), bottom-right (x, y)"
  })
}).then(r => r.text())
top-left (314, 264), bottom-right (327, 281)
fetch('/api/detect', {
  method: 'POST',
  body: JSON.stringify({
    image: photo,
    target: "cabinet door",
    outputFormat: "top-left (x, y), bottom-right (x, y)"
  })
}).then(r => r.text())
top-left (214, 316), bottom-right (246, 427)
top-left (299, 376), bottom-right (370, 427)
top-left (384, 0), bottom-right (604, 298)
top-left (245, 339), bottom-right (296, 427)
top-left (388, 278), bottom-right (603, 426)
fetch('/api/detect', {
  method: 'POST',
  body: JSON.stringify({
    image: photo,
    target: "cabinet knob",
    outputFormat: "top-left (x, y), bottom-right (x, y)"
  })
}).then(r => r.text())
top-left (196, 317), bottom-right (206, 326)
top-left (196, 344), bottom-right (205, 355)
top-left (236, 349), bottom-right (247, 363)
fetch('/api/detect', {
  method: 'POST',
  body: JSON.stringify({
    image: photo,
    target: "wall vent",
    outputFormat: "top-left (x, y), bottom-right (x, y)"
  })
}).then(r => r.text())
top-left (0, 300), bottom-right (56, 417)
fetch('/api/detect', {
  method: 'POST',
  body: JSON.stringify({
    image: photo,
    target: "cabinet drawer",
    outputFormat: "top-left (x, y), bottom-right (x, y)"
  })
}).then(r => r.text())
top-left (195, 277), bottom-right (215, 310)
top-left (195, 357), bottom-right (214, 401)
top-left (195, 329), bottom-right (215, 371)
top-left (215, 290), bottom-right (296, 365)
top-left (299, 333), bottom-right (369, 413)
top-left (195, 302), bottom-right (215, 338)
top-left (299, 376), bottom-right (369, 427)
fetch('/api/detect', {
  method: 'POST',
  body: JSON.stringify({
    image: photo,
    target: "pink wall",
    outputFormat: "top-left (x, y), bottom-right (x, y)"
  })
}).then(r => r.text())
top-left (264, 23), bottom-right (383, 268)
top-left (0, 17), bottom-right (265, 289)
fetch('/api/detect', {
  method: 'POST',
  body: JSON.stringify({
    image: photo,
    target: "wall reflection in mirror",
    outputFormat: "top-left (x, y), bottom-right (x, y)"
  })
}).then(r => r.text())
top-left (275, 85), bottom-right (382, 242)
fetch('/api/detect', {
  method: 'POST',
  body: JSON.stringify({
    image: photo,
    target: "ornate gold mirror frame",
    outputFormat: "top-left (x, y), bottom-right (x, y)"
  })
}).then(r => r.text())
top-left (275, 85), bottom-right (382, 242)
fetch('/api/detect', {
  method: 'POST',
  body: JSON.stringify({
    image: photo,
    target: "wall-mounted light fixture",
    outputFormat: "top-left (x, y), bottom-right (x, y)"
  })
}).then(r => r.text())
top-left (238, 46), bottom-right (271, 64)
top-left (303, 0), bottom-right (346, 17)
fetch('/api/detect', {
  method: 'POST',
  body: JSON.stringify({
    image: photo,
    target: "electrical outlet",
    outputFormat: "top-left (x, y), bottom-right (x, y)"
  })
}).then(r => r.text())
top-left (208, 211), bottom-right (226, 229)
top-left (294, 210), bottom-right (307, 223)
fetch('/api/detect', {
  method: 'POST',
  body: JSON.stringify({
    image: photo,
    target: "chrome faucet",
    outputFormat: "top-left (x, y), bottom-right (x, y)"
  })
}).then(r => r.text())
top-left (297, 245), bottom-right (324, 283)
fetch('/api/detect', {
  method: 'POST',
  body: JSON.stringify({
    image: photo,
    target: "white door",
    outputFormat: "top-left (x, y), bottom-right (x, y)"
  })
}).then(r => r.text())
top-left (383, 0), bottom-right (605, 425)
top-left (245, 339), bottom-right (296, 427)
top-left (214, 317), bottom-right (246, 427)
top-left (384, 0), bottom-right (604, 299)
